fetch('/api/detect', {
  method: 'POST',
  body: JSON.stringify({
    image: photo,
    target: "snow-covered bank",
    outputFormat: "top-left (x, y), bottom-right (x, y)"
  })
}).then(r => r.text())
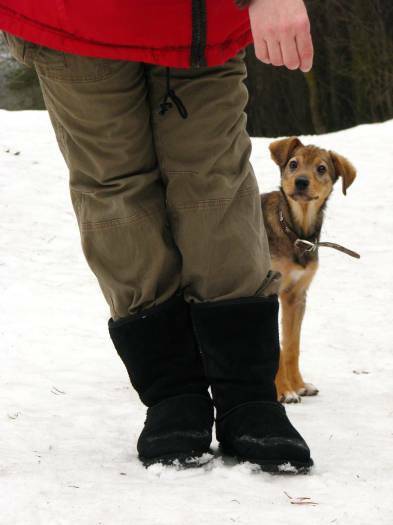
top-left (1, 110), bottom-right (392, 524)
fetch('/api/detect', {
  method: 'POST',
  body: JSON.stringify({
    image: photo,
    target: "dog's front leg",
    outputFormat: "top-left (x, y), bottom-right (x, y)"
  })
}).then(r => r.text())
top-left (275, 351), bottom-right (298, 403)
top-left (278, 290), bottom-right (318, 401)
top-left (277, 290), bottom-right (305, 402)
top-left (276, 290), bottom-right (304, 402)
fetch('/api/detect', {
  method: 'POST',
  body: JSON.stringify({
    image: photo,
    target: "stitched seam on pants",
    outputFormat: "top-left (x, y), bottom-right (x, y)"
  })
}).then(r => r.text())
top-left (35, 58), bottom-right (130, 83)
top-left (80, 211), bottom-right (157, 232)
top-left (168, 188), bottom-right (258, 211)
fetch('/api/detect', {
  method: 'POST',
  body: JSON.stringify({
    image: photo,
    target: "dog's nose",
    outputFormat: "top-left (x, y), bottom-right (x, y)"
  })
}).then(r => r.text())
top-left (295, 176), bottom-right (310, 190)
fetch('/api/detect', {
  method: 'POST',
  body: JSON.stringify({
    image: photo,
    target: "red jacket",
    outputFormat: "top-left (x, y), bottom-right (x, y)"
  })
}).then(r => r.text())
top-left (0, 1), bottom-right (252, 68)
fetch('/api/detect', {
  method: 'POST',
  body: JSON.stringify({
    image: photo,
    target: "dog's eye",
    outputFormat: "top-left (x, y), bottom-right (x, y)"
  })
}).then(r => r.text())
top-left (317, 165), bottom-right (326, 174)
top-left (289, 160), bottom-right (298, 170)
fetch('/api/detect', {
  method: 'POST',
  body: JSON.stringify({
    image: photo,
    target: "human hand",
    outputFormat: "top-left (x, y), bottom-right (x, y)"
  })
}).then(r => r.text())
top-left (248, 0), bottom-right (313, 72)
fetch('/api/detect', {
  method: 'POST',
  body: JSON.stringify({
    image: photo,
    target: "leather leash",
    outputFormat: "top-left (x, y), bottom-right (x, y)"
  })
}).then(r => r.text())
top-left (279, 209), bottom-right (360, 259)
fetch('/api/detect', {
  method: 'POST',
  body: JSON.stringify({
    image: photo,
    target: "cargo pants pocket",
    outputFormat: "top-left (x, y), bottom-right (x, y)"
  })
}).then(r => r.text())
top-left (2, 31), bottom-right (34, 67)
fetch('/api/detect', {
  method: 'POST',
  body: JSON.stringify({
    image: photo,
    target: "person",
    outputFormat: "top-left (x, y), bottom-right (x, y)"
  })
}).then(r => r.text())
top-left (0, 0), bottom-right (314, 471)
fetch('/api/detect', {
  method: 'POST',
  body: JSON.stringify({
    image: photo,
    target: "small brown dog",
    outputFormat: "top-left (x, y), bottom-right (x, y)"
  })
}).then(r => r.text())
top-left (261, 137), bottom-right (357, 403)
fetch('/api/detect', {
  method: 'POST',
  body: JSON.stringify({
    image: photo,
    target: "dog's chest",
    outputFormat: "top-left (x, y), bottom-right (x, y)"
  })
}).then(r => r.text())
top-left (293, 246), bottom-right (318, 268)
top-left (271, 257), bottom-right (318, 294)
top-left (289, 268), bottom-right (306, 283)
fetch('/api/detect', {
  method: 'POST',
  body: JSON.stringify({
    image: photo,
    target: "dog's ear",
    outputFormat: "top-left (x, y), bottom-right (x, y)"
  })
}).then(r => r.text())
top-left (269, 137), bottom-right (303, 168)
top-left (329, 151), bottom-right (357, 195)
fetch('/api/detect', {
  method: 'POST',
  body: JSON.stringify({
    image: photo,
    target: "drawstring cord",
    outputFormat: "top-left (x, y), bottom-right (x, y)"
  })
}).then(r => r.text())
top-left (159, 67), bottom-right (188, 119)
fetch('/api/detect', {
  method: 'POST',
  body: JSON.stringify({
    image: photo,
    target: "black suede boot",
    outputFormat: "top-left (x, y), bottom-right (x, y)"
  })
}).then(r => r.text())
top-left (108, 294), bottom-right (214, 467)
top-left (190, 295), bottom-right (313, 473)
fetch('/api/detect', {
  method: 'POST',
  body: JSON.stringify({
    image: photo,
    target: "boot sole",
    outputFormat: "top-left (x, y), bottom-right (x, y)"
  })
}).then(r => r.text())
top-left (140, 450), bottom-right (213, 468)
top-left (220, 445), bottom-right (314, 474)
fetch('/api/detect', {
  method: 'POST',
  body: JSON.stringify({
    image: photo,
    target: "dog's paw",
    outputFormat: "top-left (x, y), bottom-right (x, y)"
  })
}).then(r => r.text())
top-left (279, 390), bottom-right (302, 404)
top-left (297, 383), bottom-right (319, 397)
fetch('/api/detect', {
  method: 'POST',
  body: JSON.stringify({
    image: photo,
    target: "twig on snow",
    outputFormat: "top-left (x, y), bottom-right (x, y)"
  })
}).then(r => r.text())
top-left (284, 491), bottom-right (319, 506)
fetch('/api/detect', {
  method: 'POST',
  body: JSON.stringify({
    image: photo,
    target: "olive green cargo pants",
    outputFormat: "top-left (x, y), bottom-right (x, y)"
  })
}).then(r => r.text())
top-left (4, 33), bottom-right (278, 320)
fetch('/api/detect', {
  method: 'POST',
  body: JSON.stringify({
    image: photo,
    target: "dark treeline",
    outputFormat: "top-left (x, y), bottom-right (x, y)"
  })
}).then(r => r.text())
top-left (245, 0), bottom-right (393, 137)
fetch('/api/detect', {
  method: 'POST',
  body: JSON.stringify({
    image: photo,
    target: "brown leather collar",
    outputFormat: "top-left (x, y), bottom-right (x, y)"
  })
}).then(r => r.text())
top-left (278, 208), bottom-right (360, 260)
top-left (278, 208), bottom-right (319, 246)
top-left (278, 207), bottom-right (320, 266)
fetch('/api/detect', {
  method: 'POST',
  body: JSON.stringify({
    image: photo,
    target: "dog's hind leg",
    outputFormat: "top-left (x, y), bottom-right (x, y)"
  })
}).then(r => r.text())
top-left (297, 383), bottom-right (319, 397)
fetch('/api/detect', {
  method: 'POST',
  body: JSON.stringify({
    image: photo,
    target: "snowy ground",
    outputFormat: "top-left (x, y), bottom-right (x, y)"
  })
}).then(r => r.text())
top-left (1, 110), bottom-right (392, 525)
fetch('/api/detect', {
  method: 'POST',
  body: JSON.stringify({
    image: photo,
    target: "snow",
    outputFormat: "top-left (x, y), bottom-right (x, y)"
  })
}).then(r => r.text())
top-left (1, 109), bottom-right (392, 524)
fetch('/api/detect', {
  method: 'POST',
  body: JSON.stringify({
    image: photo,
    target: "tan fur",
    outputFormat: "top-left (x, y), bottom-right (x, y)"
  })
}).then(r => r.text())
top-left (261, 137), bottom-right (357, 403)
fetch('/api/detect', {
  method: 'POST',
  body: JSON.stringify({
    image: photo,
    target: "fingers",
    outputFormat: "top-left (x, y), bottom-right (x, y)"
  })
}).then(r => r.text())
top-left (266, 39), bottom-right (283, 67)
top-left (255, 31), bottom-right (313, 72)
top-left (295, 31), bottom-right (314, 72)
top-left (254, 39), bottom-right (270, 64)
top-left (256, 32), bottom-right (313, 72)
top-left (280, 34), bottom-right (300, 70)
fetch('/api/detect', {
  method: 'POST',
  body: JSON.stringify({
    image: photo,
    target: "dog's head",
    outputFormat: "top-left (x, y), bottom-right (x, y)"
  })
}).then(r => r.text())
top-left (269, 137), bottom-right (356, 204)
